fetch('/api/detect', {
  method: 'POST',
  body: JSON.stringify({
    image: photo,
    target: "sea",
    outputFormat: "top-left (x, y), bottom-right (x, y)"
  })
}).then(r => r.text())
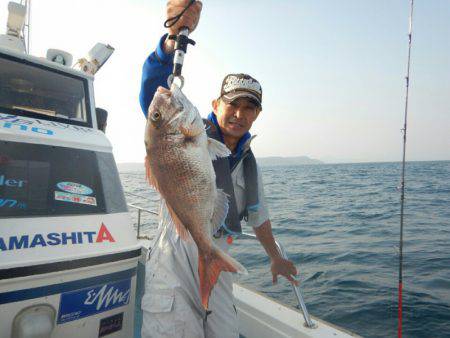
top-left (120, 160), bottom-right (450, 338)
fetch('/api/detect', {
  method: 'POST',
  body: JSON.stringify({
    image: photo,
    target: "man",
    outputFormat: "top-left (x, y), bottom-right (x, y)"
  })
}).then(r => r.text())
top-left (139, 1), bottom-right (298, 337)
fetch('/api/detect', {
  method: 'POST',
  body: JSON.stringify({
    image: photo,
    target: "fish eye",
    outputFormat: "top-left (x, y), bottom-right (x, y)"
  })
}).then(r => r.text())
top-left (151, 111), bottom-right (161, 122)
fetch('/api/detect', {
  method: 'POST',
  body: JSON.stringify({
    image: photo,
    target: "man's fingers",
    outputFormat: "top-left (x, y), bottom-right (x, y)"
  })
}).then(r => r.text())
top-left (168, 0), bottom-right (193, 6)
top-left (286, 261), bottom-right (298, 276)
top-left (194, 1), bottom-right (202, 12)
top-left (183, 12), bottom-right (199, 27)
top-left (291, 266), bottom-right (298, 276)
top-left (285, 273), bottom-right (300, 286)
top-left (166, 1), bottom-right (202, 35)
top-left (271, 258), bottom-right (299, 285)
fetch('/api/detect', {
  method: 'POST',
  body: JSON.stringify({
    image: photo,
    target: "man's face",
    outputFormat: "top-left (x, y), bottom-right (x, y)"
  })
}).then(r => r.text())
top-left (212, 97), bottom-right (261, 140)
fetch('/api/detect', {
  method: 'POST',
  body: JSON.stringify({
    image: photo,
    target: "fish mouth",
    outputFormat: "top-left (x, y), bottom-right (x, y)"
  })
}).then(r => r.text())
top-left (156, 86), bottom-right (171, 96)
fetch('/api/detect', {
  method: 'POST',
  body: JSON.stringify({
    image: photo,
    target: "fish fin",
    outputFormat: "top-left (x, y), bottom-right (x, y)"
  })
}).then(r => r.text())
top-left (180, 123), bottom-right (203, 138)
top-left (165, 202), bottom-right (191, 241)
top-left (198, 245), bottom-right (247, 309)
top-left (207, 138), bottom-right (231, 160)
top-left (159, 199), bottom-right (170, 226)
top-left (144, 156), bottom-right (158, 190)
top-left (211, 189), bottom-right (229, 231)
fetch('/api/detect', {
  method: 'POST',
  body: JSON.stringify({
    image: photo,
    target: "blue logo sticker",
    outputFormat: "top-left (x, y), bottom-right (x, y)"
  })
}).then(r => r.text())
top-left (57, 278), bottom-right (131, 324)
top-left (0, 198), bottom-right (27, 209)
top-left (56, 182), bottom-right (93, 195)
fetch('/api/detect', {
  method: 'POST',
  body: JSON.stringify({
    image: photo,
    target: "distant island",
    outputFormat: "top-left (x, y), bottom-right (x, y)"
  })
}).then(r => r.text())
top-left (117, 162), bottom-right (146, 172)
top-left (256, 156), bottom-right (323, 166)
top-left (117, 156), bottom-right (322, 172)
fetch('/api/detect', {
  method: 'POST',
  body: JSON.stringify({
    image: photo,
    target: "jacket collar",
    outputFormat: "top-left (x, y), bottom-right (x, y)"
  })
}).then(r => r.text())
top-left (207, 112), bottom-right (252, 159)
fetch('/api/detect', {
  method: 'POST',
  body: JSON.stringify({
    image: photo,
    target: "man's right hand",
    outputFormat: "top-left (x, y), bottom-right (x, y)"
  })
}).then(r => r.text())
top-left (164, 0), bottom-right (203, 53)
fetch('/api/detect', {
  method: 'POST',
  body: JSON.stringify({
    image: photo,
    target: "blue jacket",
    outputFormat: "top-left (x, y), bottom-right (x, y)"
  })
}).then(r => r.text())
top-left (139, 34), bottom-right (174, 117)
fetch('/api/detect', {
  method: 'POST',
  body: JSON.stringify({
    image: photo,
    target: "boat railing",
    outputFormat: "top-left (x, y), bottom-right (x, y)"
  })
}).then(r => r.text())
top-left (237, 232), bottom-right (316, 329)
top-left (127, 202), bottom-right (158, 240)
top-left (127, 202), bottom-right (316, 329)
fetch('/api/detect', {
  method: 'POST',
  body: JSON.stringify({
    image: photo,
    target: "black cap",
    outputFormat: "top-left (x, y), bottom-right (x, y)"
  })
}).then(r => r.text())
top-left (220, 73), bottom-right (262, 108)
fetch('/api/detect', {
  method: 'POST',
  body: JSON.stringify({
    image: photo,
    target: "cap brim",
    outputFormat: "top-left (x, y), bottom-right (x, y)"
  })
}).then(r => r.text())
top-left (222, 91), bottom-right (261, 108)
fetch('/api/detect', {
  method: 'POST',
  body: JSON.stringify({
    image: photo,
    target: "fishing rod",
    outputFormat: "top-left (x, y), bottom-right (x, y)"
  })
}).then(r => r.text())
top-left (398, 1), bottom-right (414, 337)
top-left (164, 0), bottom-right (197, 89)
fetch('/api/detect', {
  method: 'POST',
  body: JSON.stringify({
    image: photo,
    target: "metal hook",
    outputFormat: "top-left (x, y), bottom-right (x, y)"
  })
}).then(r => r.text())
top-left (167, 74), bottom-right (184, 89)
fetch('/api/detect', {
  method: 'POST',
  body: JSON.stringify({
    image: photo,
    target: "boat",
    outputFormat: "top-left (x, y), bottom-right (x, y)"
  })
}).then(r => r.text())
top-left (0, 2), bottom-right (359, 337)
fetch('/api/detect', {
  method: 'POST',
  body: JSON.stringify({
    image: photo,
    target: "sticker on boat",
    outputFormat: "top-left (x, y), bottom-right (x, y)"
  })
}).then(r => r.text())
top-left (57, 278), bottom-right (131, 324)
top-left (0, 223), bottom-right (115, 251)
top-left (55, 191), bottom-right (97, 206)
top-left (57, 181), bottom-right (93, 195)
top-left (99, 312), bottom-right (124, 337)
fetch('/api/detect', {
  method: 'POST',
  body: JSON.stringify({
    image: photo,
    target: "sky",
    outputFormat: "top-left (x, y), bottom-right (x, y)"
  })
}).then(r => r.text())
top-left (1, 0), bottom-right (449, 163)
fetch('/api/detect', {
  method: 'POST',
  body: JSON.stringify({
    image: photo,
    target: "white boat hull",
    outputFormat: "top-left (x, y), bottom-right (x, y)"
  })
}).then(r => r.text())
top-left (234, 283), bottom-right (360, 338)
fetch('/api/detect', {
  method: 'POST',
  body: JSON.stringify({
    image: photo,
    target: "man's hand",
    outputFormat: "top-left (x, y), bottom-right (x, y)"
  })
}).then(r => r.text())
top-left (271, 256), bottom-right (299, 286)
top-left (253, 220), bottom-right (300, 287)
top-left (164, 0), bottom-right (203, 53)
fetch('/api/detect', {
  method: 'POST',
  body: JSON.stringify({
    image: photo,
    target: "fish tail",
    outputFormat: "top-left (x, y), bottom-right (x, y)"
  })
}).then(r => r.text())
top-left (198, 246), bottom-right (247, 309)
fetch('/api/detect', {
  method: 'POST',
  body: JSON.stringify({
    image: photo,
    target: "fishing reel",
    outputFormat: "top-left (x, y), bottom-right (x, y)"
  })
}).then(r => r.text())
top-left (167, 27), bottom-right (196, 89)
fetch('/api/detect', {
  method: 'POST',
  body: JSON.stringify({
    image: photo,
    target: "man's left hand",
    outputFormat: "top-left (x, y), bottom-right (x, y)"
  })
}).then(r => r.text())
top-left (271, 256), bottom-right (299, 286)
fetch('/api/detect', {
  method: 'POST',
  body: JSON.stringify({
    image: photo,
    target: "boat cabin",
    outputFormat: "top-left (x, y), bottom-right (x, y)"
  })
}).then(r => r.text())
top-left (0, 21), bottom-right (142, 337)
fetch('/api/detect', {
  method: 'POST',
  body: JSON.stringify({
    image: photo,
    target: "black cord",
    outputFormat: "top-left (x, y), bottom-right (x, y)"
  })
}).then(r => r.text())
top-left (164, 0), bottom-right (196, 28)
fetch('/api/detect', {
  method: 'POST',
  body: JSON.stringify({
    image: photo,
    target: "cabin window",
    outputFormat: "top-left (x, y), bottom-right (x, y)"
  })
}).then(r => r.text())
top-left (0, 141), bottom-right (127, 218)
top-left (97, 152), bottom-right (128, 214)
top-left (0, 54), bottom-right (90, 127)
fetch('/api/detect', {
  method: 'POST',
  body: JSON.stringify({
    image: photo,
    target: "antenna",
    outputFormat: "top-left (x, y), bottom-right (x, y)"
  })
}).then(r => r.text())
top-left (0, 1), bottom-right (27, 53)
top-left (20, 0), bottom-right (30, 53)
top-left (398, 1), bottom-right (414, 337)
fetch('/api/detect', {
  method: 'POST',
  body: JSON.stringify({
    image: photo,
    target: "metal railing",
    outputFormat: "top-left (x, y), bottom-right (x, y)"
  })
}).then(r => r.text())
top-left (237, 232), bottom-right (316, 329)
top-left (127, 202), bottom-right (316, 329)
top-left (127, 203), bottom-right (158, 240)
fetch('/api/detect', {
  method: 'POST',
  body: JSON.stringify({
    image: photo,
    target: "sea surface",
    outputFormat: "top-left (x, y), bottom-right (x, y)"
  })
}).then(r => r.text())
top-left (120, 161), bottom-right (450, 338)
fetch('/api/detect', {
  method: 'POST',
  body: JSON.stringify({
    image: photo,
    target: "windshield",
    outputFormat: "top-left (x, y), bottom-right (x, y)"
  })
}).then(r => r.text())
top-left (0, 54), bottom-right (91, 127)
top-left (0, 141), bottom-right (127, 218)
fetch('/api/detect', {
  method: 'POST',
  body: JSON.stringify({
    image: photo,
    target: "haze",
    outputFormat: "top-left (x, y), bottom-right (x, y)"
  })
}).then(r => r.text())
top-left (1, 0), bottom-right (448, 163)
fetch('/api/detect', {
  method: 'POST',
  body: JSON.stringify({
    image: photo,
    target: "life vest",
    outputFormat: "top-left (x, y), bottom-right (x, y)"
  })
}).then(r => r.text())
top-left (204, 119), bottom-right (258, 234)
